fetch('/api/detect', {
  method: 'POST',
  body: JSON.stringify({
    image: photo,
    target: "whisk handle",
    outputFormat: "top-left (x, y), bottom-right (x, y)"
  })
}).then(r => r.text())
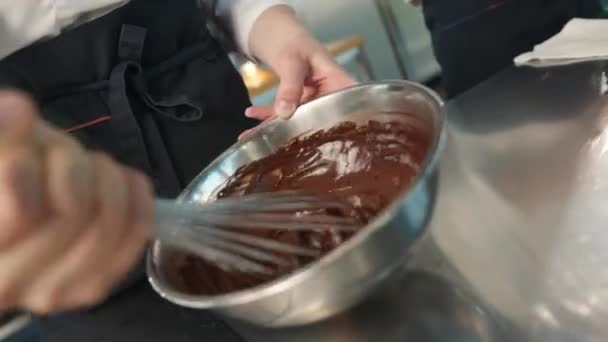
top-left (152, 199), bottom-right (200, 245)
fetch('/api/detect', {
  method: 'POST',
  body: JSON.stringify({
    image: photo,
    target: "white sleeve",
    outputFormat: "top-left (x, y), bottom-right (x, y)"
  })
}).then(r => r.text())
top-left (214, 0), bottom-right (289, 56)
top-left (0, 0), bottom-right (60, 60)
top-left (0, 0), bottom-right (284, 60)
top-left (0, 0), bottom-right (128, 60)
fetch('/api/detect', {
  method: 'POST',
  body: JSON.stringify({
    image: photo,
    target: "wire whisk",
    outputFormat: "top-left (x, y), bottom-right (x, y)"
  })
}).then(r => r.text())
top-left (153, 192), bottom-right (359, 274)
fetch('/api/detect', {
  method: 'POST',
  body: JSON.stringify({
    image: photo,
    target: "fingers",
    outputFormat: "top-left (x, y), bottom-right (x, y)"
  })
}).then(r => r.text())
top-left (273, 54), bottom-right (309, 119)
top-left (244, 106), bottom-right (274, 121)
top-left (0, 146), bottom-right (95, 313)
top-left (0, 90), bottom-right (155, 314)
top-left (14, 158), bottom-right (153, 314)
top-left (58, 166), bottom-right (151, 312)
top-left (107, 170), bottom-right (152, 279)
top-left (308, 50), bottom-right (356, 95)
top-left (0, 145), bottom-right (45, 249)
top-left (46, 140), bottom-right (94, 222)
top-left (240, 106), bottom-right (279, 140)
top-left (0, 92), bottom-right (56, 248)
top-left (0, 90), bottom-right (38, 144)
top-left (310, 48), bottom-right (352, 80)
top-left (255, 47), bottom-right (354, 122)
top-left (0, 92), bottom-right (46, 247)
top-left (241, 104), bottom-right (282, 140)
top-left (322, 68), bottom-right (356, 93)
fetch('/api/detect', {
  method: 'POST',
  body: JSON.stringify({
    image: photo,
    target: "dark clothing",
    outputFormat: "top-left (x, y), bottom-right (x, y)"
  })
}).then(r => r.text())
top-left (0, 0), bottom-right (253, 340)
top-left (0, 0), bottom-right (254, 198)
top-left (422, 0), bottom-right (607, 98)
top-left (39, 282), bottom-right (243, 342)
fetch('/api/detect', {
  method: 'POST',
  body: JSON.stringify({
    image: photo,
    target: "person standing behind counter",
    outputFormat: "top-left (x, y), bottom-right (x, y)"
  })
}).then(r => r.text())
top-left (419, 0), bottom-right (607, 98)
top-left (0, 0), bottom-right (352, 318)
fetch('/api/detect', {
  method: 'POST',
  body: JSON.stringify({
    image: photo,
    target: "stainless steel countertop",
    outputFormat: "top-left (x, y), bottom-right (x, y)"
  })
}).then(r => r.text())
top-left (228, 62), bottom-right (608, 341)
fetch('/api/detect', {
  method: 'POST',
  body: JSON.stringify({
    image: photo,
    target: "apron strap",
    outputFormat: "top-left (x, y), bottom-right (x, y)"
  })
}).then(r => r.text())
top-left (118, 25), bottom-right (147, 62)
top-left (108, 61), bottom-right (153, 174)
top-left (108, 24), bottom-right (194, 196)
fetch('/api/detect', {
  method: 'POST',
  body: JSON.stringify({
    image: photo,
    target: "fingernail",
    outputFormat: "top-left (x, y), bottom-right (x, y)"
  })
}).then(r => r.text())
top-left (275, 101), bottom-right (296, 119)
top-left (244, 107), bottom-right (254, 118)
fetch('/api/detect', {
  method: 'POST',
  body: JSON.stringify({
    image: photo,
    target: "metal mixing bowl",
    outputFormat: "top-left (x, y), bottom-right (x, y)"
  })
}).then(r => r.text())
top-left (147, 80), bottom-right (446, 327)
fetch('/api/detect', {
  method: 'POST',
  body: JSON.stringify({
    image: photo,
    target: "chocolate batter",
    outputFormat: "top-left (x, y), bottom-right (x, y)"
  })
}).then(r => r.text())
top-left (168, 119), bottom-right (430, 295)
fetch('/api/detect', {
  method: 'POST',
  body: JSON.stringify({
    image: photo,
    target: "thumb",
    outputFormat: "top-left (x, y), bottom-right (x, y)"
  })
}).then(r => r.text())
top-left (0, 90), bottom-right (38, 143)
top-left (274, 59), bottom-right (308, 119)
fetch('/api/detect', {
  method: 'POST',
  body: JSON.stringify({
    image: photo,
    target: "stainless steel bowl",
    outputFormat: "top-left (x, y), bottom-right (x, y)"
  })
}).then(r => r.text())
top-left (147, 80), bottom-right (446, 327)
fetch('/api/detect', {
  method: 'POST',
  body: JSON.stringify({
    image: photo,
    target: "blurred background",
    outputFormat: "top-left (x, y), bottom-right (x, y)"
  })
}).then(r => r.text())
top-left (232, 0), bottom-right (440, 106)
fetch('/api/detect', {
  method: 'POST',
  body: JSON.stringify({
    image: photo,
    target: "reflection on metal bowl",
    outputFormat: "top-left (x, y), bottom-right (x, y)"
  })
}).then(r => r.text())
top-left (392, 271), bottom-right (508, 342)
top-left (147, 80), bottom-right (446, 327)
top-left (228, 269), bottom-right (512, 342)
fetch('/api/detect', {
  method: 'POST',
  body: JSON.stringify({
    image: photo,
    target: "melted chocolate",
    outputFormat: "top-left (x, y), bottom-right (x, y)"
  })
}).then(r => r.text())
top-left (167, 120), bottom-right (430, 295)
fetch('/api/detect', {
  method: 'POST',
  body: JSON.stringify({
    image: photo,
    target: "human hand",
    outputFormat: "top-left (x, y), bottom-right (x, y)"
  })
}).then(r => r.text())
top-left (239, 6), bottom-right (355, 139)
top-left (0, 91), bottom-right (153, 314)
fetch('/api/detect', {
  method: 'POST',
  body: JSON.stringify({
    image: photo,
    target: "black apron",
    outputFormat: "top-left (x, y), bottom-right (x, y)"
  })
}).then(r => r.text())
top-left (0, 0), bottom-right (255, 198)
top-left (0, 0), bottom-right (253, 340)
top-left (422, 0), bottom-right (607, 98)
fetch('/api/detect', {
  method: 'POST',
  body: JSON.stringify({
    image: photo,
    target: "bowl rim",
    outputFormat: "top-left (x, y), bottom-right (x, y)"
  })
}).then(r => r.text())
top-left (147, 79), bottom-right (447, 309)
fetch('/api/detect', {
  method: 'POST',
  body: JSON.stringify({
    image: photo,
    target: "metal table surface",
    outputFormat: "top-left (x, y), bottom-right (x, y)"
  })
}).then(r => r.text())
top-left (227, 62), bottom-right (608, 341)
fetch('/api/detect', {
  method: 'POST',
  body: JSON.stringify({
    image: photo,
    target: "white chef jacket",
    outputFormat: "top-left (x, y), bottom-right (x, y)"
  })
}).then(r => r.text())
top-left (0, 0), bottom-right (287, 60)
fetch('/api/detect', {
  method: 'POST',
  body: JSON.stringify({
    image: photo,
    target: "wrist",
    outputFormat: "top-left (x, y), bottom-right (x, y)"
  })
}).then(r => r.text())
top-left (248, 5), bottom-right (320, 68)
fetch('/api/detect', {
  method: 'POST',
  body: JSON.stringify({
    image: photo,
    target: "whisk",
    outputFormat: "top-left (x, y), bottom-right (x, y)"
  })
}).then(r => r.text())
top-left (153, 192), bottom-right (358, 274)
